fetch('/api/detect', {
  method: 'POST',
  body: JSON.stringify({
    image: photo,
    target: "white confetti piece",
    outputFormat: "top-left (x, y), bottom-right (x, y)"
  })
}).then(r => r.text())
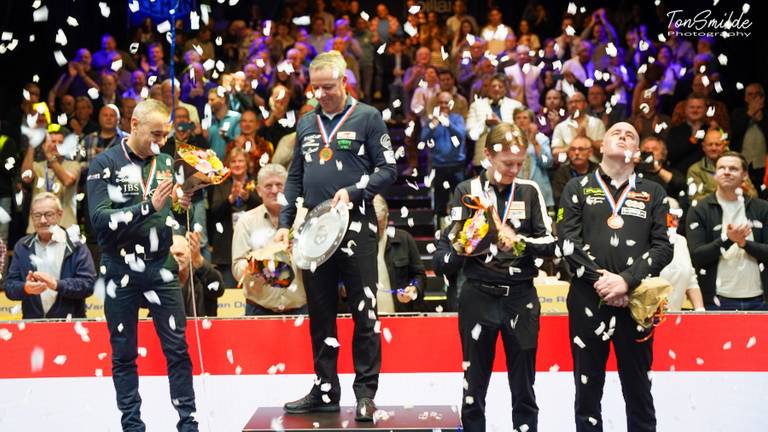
top-left (226, 349), bottom-right (234, 364)
top-left (168, 315), bottom-right (176, 331)
top-left (549, 363), bottom-right (560, 372)
top-left (696, 357), bottom-right (704, 365)
top-left (470, 324), bottom-right (482, 340)
top-left (0, 328), bottom-right (12, 341)
top-left (202, 319), bottom-right (212, 329)
top-left (98, 2), bottom-right (111, 18)
top-left (324, 337), bottom-right (340, 348)
top-left (137, 347), bottom-right (147, 357)
top-left (723, 341), bottom-right (732, 350)
top-left (143, 290), bottom-right (161, 305)
top-left (747, 337), bottom-right (757, 349)
top-left (668, 349), bottom-right (676, 360)
top-left (383, 328), bottom-right (392, 343)
top-left (53, 355), bottom-right (67, 365)
top-left (573, 336), bottom-right (586, 349)
top-left (33, 5), bottom-right (49, 22)
top-left (31, 347), bottom-right (45, 372)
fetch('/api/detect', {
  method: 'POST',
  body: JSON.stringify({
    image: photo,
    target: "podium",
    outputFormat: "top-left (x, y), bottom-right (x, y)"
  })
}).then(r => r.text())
top-left (243, 405), bottom-right (462, 431)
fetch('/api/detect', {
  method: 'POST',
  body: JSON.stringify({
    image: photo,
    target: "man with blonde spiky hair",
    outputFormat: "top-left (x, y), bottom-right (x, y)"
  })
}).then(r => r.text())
top-left (276, 50), bottom-right (396, 422)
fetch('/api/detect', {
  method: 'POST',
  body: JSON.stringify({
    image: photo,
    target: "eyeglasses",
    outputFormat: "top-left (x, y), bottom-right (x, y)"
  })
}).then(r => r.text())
top-left (31, 211), bottom-right (58, 221)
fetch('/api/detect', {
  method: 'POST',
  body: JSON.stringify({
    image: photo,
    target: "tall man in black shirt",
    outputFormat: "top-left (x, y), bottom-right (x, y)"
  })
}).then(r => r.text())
top-left (87, 99), bottom-right (198, 432)
top-left (438, 122), bottom-right (556, 432)
top-left (275, 51), bottom-right (397, 422)
top-left (557, 122), bottom-right (673, 432)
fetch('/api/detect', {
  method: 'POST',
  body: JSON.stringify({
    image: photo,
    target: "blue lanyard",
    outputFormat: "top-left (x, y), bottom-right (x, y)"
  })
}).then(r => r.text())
top-left (43, 163), bottom-right (54, 192)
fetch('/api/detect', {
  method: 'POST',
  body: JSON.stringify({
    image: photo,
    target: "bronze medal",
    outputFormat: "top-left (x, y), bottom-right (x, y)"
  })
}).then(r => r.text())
top-left (607, 214), bottom-right (624, 229)
top-left (319, 146), bottom-right (333, 162)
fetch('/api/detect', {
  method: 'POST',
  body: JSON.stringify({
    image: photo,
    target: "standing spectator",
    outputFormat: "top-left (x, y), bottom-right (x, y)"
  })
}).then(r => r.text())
top-left (0, 129), bottom-right (18, 246)
top-left (687, 129), bottom-right (730, 202)
top-left (730, 83), bottom-right (767, 194)
top-left (372, 195), bottom-right (426, 313)
top-left (169, 233), bottom-right (224, 317)
top-left (5, 193), bottom-right (96, 319)
top-left (92, 34), bottom-right (136, 72)
top-left (551, 92), bottom-right (606, 159)
top-left (518, 19), bottom-right (541, 51)
top-left (557, 122), bottom-right (672, 432)
top-left (69, 97), bottom-right (98, 137)
top-left (671, 74), bottom-right (730, 133)
top-left (228, 109), bottom-right (274, 179)
top-left (450, 19), bottom-right (476, 61)
top-left (353, 15), bottom-right (375, 102)
top-left (666, 93), bottom-right (708, 173)
top-left (427, 69), bottom-right (469, 119)
top-left (687, 151), bottom-right (768, 310)
top-left (410, 66), bottom-right (441, 125)
top-left (285, 48), bottom-right (311, 88)
top-left (514, 107), bottom-right (555, 208)
top-left (140, 42), bottom-right (169, 81)
top-left (205, 88), bottom-right (241, 159)
top-left (579, 8), bottom-right (619, 71)
top-left (446, 0), bottom-right (478, 38)
top-left (660, 198), bottom-right (705, 311)
top-left (307, 16), bottom-right (332, 58)
top-left (504, 45), bottom-right (543, 112)
top-left (382, 39), bottom-right (411, 119)
top-left (636, 136), bottom-right (686, 200)
top-left (93, 71), bottom-right (122, 121)
top-left (421, 91), bottom-right (467, 222)
top-left (480, 7), bottom-right (514, 55)
top-left (183, 27), bottom-right (215, 61)
top-left (260, 84), bottom-right (295, 147)
top-left (181, 63), bottom-right (215, 119)
top-left (162, 79), bottom-right (201, 130)
top-left (466, 75), bottom-right (523, 170)
top-left (324, 18), bottom-right (363, 61)
top-left (403, 47), bottom-right (432, 117)
top-left (551, 136), bottom-right (597, 209)
top-left (458, 38), bottom-right (488, 96)
top-left (561, 40), bottom-right (593, 96)
top-left (665, 23), bottom-right (695, 67)
top-left (232, 164), bottom-right (307, 316)
top-left (370, 3), bottom-right (402, 100)
top-left (208, 147), bottom-right (260, 288)
top-left (20, 128), bottom-right (80, 232)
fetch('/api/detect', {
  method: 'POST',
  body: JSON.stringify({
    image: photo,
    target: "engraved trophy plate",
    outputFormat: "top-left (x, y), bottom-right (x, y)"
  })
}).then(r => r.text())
top-left (292, 199), bottom-right (350, 270)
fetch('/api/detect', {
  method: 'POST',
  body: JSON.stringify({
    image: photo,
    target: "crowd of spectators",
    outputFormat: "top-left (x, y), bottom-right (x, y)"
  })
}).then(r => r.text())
top-left (1, 1), bottom-right (767, 319)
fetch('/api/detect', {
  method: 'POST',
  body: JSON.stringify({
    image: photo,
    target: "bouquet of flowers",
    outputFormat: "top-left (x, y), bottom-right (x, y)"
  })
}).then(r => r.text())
top-left (174, 143), bottom-right (231, 192)
top-left (450, 195), bottom-right (499, 256)
top-left (238, 242), bottom-right (296, 289)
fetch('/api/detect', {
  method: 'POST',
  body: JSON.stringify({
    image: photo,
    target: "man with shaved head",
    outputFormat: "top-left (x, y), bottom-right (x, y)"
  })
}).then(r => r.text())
top-left (557, 121), bottom-right (673, 432)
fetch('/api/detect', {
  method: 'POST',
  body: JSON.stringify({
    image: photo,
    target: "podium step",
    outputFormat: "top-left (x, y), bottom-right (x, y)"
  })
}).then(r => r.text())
top-left (243, 405), bottom-right (462, 431)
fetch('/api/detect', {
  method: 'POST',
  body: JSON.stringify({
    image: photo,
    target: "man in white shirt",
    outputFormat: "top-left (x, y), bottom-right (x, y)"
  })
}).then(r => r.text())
top-left (466, 75), bottom-right (523, 170)
top-left (551, 91), bottom-right (606, 160)
top-left (504, 45), bottom-right (543, 112)
top-left (231, 164), bottom-right (307, 315)
top-left (686, 151), bottom-right (768, 310)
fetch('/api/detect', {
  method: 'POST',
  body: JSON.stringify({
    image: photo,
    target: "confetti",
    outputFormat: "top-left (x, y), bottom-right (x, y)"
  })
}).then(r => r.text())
top-left (53, 355), bottom-right (67, 365)
top-left (98, 2), bottom-right (111, 18)
top-left (30, 347), bottom-right (45, 372)
top-left (723, 341), bottom-right (732, 350)
top-left (470, 324), bottom-right (482, 340)
top-left (33, 5), bottom-right (49, 22)
top-left (324, 337), bottom-right (340, 348)
top-left (137, 347), bottom-right (147, 357)
top-left (143, 290), bottom-right (161, 305)
top-left (747, 337), bottom-right (757, 349)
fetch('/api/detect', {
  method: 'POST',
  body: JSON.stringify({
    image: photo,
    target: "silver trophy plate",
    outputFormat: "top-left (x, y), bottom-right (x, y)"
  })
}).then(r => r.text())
top-left (292, 199), bottom-right (350, 270)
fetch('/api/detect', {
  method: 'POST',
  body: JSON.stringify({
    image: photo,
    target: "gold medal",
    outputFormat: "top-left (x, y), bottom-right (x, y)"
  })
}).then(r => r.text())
top-left (319, 146), bottom-right (333, 162)
top-left (607, 214), bottom-right (624, 229)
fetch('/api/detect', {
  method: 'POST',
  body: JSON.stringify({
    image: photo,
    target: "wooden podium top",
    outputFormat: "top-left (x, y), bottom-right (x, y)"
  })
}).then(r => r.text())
top-left (243, 405), bottom-right (462, 431)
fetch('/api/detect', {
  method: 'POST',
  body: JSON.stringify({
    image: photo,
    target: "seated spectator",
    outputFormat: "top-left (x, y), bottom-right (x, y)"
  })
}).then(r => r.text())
top-left (458, 37), bottom-right (488, 96)
top-left (446, 0), bottom-right (478, 38)
top-left (730, 83), bottom-right (767, 194)
top-left (421, 91), bottom-right (467, 223)
top-left (204, 88), bottom-right (241, 159)
top-left (586, 84), bottom-right (626, 129)
top-left (372, 195), bottom-right (426, 313)
top-left (170, 232), bottom-right (224, 317)
top-left (57, 94), bottom-right (77, 125)
top-left (671, 74), bottom-right (730, 133)
top-left (260, 84), bottom-right (295, 147)
top-left (5, 193), bottom-right (96, 319)
top-left (537, 88), bottom-right (567, 138)
top-left (468, 57), bottom-right (499, 101)
top-left (504, 45), bottom-right (544, 112)
top-left (227, 109), bottom-right (274, 179)
top-left (285, 47), bottom-right (311, 88)
top-left (427, 69), bottom-right (469, 119)
top-left (636, 136), bottom-right (685, 200)
top-left (69, 96), bottom-right (98, 137)
top-left (466, 75), bottom-right (523, 170)
top-left (551, 135), bottom-right (598, 209)
top-left (687, 151), bottom-right (768, 310)
top-left (551, 91), bottom-right (606, 159)
top-left (666, 93), bottom-right (709, 173)
top-left (450, 18), bottom-right (476, 62)
top-left (514, 107), bottom-right (555, 208)
top-left (659, 198), bottom-right (705, 311)
top-left (140, 42), bottom-right (169, 81)
top-left (181, 63), bottom-right (216, 119)
top-left (208, 147), bottom-right (260, 288)
top-left (687, 129), bottom-right (757, 202)
top-left (122, 70), bottom-right (147, 102)
top-left (54, 48), bottom-right (100, 98)
top-left (118, 97), bottom-right (137, 135)
top-left (162, 78), bottom-right (201, 130)
top-left (80, 105), bottom-right (124, 164)
top-left (183, 26), bottom-right (215, 61)
top-left (403, 47), bottom-right (433, 116)
top-left (629, 88), bottom-right (671, 141)
top-left (20, 127), bottom-right (80, 232)
top-left (92, 33), bottom-right (136, 72)
top-left (232, 164), bottom-right (307, 315)
top-left (93, 71), bottom-right (122, 119)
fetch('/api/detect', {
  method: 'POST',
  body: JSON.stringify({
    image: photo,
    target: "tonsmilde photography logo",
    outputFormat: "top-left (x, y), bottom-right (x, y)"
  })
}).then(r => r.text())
top-left (667, 4), bottom-right (753, 38)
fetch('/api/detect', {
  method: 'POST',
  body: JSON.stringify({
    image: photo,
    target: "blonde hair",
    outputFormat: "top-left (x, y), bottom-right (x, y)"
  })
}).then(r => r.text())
top-left (131, 98), bottom-right (170, 123)
top-left (485, 122), bottom-right (527, 154)
top-left (309, 50), bottom-right (347, 79)
top-left (372, 194), bottom-right (389, 222)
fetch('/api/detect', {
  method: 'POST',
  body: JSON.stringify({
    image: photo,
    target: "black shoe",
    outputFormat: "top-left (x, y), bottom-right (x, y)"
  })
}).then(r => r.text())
top-left (283, 392), bottom-right (340, 414)
top-left (355, 397), bottom-right (376, 422)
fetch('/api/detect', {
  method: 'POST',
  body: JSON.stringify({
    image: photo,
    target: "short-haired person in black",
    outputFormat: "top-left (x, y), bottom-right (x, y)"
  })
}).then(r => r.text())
top-left (439, 122), bottom-right (556, 432)
top-left (275, 51), bottom-right (397, 422)
top-left (87, 99), bottom-right (198, 432)
top-left (557, 122), bottom-right (673, 432)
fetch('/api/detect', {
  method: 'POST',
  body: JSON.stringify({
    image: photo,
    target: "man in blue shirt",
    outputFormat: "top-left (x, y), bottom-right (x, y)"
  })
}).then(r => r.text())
top-left (87, 99), bottom-right (198, 432)
top-left (276, 51), bottom-right (397, 422)
top-left (204, 88), bottom-right (240, 159)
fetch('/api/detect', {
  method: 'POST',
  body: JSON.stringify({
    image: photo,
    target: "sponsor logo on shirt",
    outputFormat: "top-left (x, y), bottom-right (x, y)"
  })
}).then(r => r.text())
top-left (621, 207), bottom-right (647, 219)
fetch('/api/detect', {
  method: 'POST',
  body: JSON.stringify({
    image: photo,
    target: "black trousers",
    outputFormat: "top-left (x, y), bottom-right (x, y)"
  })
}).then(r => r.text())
top-left (459, 279), bottom-right (540, 432)
top-left (102, 254), bottom-right (197, 432)
top-left (301, 207), bottom-right (381, 401)
top-left (568, 280), bottom-right (656, 432)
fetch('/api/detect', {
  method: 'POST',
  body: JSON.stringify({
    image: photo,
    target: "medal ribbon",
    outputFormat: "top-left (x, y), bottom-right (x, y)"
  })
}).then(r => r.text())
top-left (594, 171), bottom-right (632, 219)
top-left (121, 138), bottom-right (157, 200)
top-left (316, 99), bottom-right (358, 150)
top-left (481, 180), bottom-right (517, 223)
